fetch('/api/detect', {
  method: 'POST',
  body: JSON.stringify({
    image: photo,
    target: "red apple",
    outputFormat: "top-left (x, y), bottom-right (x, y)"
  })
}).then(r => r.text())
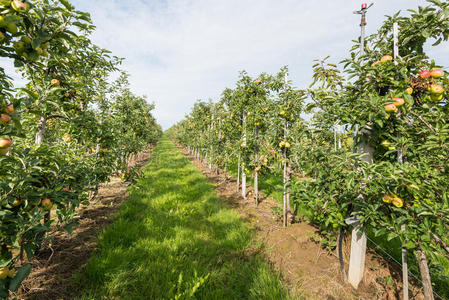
top-left (51, 79), bottom-right (60, 86)
top-left (0, 138), bottom-right (12, 148)
top-left (430, 68), bottom-right (444, 78)
top-left (11, 0), bottom-right (30, 13)
top-left (419, 70), bottom-right (431, 79)
top-left (4, 104), bottom-right (15, 114)
top-left (392, 197), bottom-right (403, 208)
top-left (0, 113), bottom-right (11, 124)
top-left (384, 104), bottom-right (398, 113)
top-left (380, 55), bottom-right (393, 63)
top-left (430, 83), bottom-right (444, 94)
top-left (382, 194), bottom-right (392, 203)
top-left (393, 97), bottom-right (405, 107)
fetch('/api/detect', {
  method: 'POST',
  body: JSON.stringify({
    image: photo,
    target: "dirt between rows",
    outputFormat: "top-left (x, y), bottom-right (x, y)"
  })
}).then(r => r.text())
top-left (12, 147), bottom-right (154, 300)
top-left (179, 146), bottom-right (425, 300)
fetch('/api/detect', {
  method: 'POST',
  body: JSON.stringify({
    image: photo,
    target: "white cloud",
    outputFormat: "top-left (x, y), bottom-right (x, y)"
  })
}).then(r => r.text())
top-left (5, 0), bottom-right (448, 129)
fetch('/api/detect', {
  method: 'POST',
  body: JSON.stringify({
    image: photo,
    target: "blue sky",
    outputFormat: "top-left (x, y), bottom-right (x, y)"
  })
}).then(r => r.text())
top-left (4, 1), bottom-right (449, 129)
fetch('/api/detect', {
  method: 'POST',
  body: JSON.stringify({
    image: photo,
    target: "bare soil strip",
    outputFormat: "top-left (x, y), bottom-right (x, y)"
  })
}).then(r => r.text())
top-left (179, 146), bottom-right (425, 300)
top-left (13, 147), bottom-right (154, 300)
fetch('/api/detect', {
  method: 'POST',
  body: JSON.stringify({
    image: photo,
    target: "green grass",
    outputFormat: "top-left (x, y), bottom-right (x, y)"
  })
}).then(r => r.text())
top-left (75, 136), bottom-right (294, 300)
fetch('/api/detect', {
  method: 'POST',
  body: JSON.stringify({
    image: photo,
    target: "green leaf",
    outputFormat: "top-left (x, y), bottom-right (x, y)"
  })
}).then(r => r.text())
top-left (387, 232), bottom-right (397, 241)
top-left (8, 264), bottom-right (32, 292)
top-left (0, 285), bottom-right (8, 298)
top-left (421, 30), bottom-right (431, 38)
top-left (14, 59), bottom-right (24, 68)
top-left (403, 241), bottom-right (415, 249)
top-left (59, 0), bottom-right (73, 10)
top-left (23, 243), bottom-right (35, 261)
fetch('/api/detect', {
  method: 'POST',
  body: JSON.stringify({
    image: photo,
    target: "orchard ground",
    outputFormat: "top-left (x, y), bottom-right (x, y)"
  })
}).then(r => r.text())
top-left (75, 137), bottom-right (291, 299)
top-left (13, 137), bottom-right (427, 299)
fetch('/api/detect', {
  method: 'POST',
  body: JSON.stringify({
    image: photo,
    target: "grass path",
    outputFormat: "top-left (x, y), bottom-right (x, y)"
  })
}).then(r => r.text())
top-left (77, 137), bottom-right (292, 299)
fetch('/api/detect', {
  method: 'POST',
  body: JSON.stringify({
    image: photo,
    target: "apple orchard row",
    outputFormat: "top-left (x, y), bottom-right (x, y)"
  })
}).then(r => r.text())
top-left (0, 0), bottom-right (161, 296)
top-left (167, 1), bottom-right (449, 296)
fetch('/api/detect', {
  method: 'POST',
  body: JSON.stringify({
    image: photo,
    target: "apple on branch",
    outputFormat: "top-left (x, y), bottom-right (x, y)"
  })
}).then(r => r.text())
top-left (419, 70), bottom-right (431, 79)
top-left (430, 68), bottom-right (444, 78)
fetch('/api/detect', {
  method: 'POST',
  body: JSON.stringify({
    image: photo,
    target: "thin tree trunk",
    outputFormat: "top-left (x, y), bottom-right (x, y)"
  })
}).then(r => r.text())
top-left (254, 170), bottom-right (258, 205)
top-left (241, 110), bottom-right (247, 199)
top-left (283, 157), bottom-right (287, 227)
top-left (254, 125), bottom-right (259, 205)
top-left (35, 116), bottom-right (47, 145)
top-left (35, 115), bottom-right (49, 251)
top-left (338, 227), bottom-right (347, 281)
top-left (337, 124), bottom-right (342, 149)
top-left (237, 153), bottom-right (241, 192)
top-left (416, 248), bottom-right (434, 300)
top-left (241, 166), bottom-right (246, 199)
top-left (287, 165), bottom-right (291, 221)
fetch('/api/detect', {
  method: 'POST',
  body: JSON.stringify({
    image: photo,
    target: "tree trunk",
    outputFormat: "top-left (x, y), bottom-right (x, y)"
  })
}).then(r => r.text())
top-left (338, 227), bottom-right (347, 281)
top-left (241, 110), bottom-right (247, 199)
top-left (254, 125), bottom-right (259, 205)
top-left (416, 248), bottom-right (434, 300)
top-left (241, 164), bottom-right (246, 199)
top-left (35, 115), bottom-right (50, 252)
top-left (283, 157), bottom-right (287, 227)
top-left (35, 116), bottom-right (47, 145)
top-left (254, 170), bottom-right (258, 205)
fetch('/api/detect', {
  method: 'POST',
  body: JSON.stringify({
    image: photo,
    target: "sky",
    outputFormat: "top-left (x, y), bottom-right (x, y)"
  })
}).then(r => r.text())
top-left (3, 0), bottom-right (449, 129)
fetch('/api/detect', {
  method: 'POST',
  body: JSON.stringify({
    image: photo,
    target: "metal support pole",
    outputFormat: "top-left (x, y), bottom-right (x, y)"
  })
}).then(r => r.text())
top-left (393, 22), bottom-right (409, 300)
top-left (347, 2), bottom-right (374, 289)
